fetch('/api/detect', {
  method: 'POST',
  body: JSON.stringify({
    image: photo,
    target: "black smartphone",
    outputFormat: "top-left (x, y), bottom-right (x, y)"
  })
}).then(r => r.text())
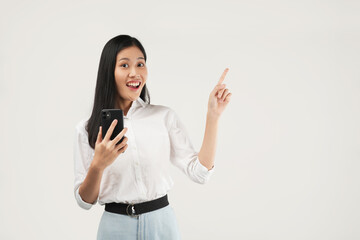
top-left (101, 109), bottom-right (124, 145)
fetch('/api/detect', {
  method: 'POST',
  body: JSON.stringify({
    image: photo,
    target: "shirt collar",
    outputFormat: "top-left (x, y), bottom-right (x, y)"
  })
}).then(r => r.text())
top-left (135, 97), bottom-right (147, 108)
top-left (124, 97), bottom-right (147, 119)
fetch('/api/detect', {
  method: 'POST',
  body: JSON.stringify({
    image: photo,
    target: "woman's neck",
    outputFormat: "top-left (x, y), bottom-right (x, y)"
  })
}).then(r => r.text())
top-left (116, 99), bottom-right (133, 116)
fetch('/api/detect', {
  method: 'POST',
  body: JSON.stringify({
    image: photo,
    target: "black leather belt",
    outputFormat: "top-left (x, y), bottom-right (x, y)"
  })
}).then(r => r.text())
top-left (105, 195), bottom-right (169, 218)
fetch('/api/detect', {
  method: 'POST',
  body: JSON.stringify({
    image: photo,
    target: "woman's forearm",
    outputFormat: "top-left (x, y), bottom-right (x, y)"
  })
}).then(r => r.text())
top-left (78, 159), bottom-right (104, 204)
top-left (198, 112), bottom-right (220, 170)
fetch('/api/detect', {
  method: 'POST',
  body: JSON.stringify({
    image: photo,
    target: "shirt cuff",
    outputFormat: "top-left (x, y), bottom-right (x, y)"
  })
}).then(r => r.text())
top-left (75, 185), bottom-right (97, 210)
top-left (194, 157), bottom-right (215, 184)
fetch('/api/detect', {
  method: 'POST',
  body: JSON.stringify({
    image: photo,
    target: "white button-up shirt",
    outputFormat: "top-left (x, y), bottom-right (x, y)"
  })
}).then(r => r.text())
top-left (73, 97), bottom-right (215, 210)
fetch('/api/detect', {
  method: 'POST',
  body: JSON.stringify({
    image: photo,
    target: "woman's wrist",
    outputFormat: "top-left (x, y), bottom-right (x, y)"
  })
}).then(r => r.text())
top-left (90, 157), bottom-right (105, 173)
top-left (206, 111), bottom-right (220, 123)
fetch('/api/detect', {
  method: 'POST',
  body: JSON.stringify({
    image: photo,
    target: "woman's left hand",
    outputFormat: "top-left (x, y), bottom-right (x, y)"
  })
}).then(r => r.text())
top-left (207, 68), bottom-right (232, 119)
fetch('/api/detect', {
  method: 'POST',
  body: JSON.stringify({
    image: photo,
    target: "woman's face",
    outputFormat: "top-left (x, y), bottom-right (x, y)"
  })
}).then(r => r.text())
top-left (114, 46), bottom-right (148, 103)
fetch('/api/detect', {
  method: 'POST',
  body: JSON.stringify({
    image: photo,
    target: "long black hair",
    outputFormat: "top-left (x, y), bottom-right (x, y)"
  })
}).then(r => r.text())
top-left (86, 35), bottom-right (150, 149)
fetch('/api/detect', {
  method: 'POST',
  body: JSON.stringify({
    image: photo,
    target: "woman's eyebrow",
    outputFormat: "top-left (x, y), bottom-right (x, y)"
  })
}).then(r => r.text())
top-left (119, 57), bottom-right (145, 61)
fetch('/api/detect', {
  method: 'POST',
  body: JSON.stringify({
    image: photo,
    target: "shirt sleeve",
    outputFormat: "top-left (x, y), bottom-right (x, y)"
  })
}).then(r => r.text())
top-left (167, 109), bottom-right (215, 184)
top-left (73, 121), bottom-right (97, 210)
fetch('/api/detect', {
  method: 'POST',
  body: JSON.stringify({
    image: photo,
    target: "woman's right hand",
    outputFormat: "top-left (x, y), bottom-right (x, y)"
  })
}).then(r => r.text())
top-left (91, 119), bottom-right (128, 171)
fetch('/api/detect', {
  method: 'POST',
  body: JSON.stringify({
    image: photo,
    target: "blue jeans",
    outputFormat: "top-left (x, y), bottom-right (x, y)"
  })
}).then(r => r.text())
top-left (97, 205), bottom-right (181, 240)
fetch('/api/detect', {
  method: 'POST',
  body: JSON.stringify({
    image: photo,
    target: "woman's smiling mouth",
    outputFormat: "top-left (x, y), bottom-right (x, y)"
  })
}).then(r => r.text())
top-left (126, 81), bottom-right (141, 91)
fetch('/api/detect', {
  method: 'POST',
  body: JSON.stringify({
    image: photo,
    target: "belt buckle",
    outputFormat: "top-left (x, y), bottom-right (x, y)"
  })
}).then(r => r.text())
top-left (126, 204), bottom-right (139, 218)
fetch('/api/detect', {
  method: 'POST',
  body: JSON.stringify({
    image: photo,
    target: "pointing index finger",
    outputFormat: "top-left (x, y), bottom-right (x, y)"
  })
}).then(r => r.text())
top-left (217, 68), bottom-right (229, 85)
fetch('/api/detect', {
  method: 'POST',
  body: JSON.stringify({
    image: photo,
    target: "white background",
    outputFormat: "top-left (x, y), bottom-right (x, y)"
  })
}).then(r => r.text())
top-left (0, 0), bottom-right (359, 239)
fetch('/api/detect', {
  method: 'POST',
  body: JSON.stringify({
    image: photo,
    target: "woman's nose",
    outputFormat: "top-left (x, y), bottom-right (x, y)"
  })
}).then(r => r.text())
top-left (129, 67), bottom-right (138, 77)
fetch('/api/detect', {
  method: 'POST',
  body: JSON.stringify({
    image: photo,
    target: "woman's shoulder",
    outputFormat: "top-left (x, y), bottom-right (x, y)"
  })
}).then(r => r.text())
top-left (147, 102), bottom-right (173, 113)
top-left (145, 104), bottom-right (181, 128)
top-left (75, 118), bottom-right (89, 137)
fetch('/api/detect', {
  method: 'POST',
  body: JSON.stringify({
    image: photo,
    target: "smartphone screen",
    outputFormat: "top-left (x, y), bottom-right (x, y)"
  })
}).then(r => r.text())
top-left (101, 109), bottom-right (124, 145)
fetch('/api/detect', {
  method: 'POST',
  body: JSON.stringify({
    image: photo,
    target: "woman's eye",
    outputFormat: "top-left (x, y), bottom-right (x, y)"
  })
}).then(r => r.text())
top-left (138, 63), bottom-right (145, 67)
top-left (121, 64), bottom-right (129, 67)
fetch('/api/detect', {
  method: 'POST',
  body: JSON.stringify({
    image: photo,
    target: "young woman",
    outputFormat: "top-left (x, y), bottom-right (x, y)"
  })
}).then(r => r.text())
top-left (73, 34), bottom-right (232, 239)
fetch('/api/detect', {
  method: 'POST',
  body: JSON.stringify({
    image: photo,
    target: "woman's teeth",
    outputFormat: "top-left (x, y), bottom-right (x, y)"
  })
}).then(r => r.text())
top-left (127, 82), bottom-right (140, 88)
